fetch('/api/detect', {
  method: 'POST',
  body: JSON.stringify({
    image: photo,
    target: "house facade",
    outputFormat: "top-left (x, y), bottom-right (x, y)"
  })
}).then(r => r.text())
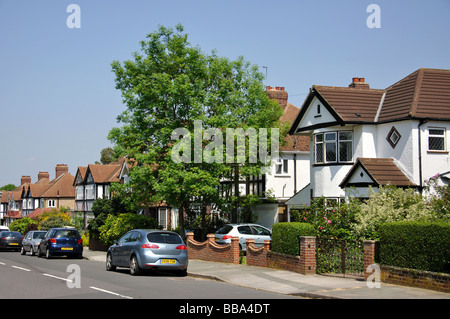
top-left (288, 68), bottom-right (450, 209)
top-left (74, 158), bottom-right (130, 228)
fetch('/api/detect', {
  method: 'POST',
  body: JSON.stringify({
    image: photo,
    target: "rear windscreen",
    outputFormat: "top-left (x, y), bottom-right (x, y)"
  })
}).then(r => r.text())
top-left (216, 225), bottom-right (233, 234)
top-left (147, 232), bottom-right (182, 244)
top-left (55, 230), bottom-right (80, 238)
top-left (33, 232), bottom-right (46, 239)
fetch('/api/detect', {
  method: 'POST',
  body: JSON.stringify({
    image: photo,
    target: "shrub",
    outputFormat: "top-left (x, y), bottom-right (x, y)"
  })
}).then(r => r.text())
top-left (99, 213), bottom-right (159, 246)
top-left (271, 222), bottom-right (315, 256)
top-left (379, 221), bottom-right (450, 273)
top-left (9, 218), bottom-right (38, 234)
top-left (354, 186), bottom-right (435, 239)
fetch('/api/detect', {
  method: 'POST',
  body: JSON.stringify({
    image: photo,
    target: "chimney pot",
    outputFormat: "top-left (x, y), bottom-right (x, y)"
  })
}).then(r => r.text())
top-left (352, 77), bottom-right (359, 83)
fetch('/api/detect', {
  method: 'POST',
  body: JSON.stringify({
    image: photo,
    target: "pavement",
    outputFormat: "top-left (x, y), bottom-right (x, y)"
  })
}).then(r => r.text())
top-left (83, 247), bottom-right (449, 299)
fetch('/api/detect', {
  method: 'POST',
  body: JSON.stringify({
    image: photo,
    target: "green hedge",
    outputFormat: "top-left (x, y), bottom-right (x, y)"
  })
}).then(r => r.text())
top-left (271, 222), bottom-right (315, 256)
top-left (379, 221), bottom-right (450, 273)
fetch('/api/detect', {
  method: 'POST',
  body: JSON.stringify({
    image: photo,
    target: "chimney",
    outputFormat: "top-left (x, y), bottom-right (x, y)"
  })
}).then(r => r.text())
top-left (349, 77), bottom-right (370, 89)
top-left (267, 86), bottom-right (288, 109)
top-left (38, 171), bottom-right (50, 182)
top-left (55, 164), bottom-right (69, 179)
top-left (21, 176), bottom-right (31, 186)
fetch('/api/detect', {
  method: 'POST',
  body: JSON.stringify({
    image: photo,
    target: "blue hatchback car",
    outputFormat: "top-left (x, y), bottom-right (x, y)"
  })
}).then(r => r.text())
top-left (38, 227), bottom-right (83, 259)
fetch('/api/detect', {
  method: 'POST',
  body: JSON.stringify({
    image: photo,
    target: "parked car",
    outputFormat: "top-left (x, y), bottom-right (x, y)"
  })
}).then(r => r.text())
top-left (214, 223), bottom-right (272, 251)
top-left (21, 230), bottom-right (47, 256)
top-left (0, 226), bottom-right (10, 232)
top-left (106, 229), bottom-right (188, 276)
top-left (0, 231), bottom-right (23, 251)
top-left (38, 227), bottom-right (83, 259)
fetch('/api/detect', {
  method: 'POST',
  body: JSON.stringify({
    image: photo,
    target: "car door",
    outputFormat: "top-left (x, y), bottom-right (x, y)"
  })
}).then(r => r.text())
top-left (250, 225), bottom-right (271, 247)
top-left (39, 230), bottom-right (53, 255)
top-left (237, 225), bottom-right (254, 250)
top-left (123, 231), bottom-right (140, 266)
top-left (113, 232), bottom-right (133, 266)
top-left (23, 232), bottom-right (32, 251)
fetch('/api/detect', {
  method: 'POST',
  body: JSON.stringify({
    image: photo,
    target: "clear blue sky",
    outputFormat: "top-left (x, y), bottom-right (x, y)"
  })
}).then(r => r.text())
top-left (0, 0), bottom-right (449, 186)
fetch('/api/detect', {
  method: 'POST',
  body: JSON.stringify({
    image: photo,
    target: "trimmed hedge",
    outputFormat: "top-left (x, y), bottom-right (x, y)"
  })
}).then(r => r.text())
top-left (271, 222), bottom-right (315, 256)
top-left (379, 221), bottom-right (450, 273)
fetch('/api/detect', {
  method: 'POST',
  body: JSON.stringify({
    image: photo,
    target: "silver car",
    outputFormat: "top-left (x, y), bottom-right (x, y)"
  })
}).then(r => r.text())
top-left (215, 223), bottom-right (272, 251)
top-left (21, 230), bottom-right (47, 256)
top-left (106, 229), bottom-right (188, 276)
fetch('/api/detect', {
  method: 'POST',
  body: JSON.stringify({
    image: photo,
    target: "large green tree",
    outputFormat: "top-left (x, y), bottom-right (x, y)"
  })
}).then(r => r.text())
top-left (108, 24), bottom-right (285, 237)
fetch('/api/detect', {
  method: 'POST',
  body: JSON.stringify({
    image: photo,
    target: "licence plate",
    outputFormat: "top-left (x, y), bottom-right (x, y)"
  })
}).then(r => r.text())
top-left (161, 259), bottom-right (176, 264)
top-left (61, 247), bottom-right (73, 251)
top-left (9, 243), bottom-right (18, 245)
top-left (215, 238), bottom-right (219, 241)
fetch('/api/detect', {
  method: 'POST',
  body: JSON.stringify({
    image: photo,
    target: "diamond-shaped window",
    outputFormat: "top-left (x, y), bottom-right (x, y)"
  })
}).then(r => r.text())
top-left (387, 127), bottom-right (401, 148)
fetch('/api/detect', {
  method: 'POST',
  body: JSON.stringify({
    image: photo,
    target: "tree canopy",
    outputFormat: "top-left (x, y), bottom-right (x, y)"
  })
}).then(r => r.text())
top-left (108, 24), bottom-right (286, 236)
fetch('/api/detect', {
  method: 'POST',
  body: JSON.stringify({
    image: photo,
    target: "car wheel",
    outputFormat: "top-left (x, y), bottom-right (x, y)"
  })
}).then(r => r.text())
top-left (37, 246), bottom-right (43, 258)
top-left (30, 246), bottom-right (35, 256)
top-left (45, 248), bottom-right (52, 259)
top-left (20, 246), bottom-right (25, 255)
top-left (106, 253), bottom-right (116, 271)
top-left (129, 255), bottom-right (141, 276)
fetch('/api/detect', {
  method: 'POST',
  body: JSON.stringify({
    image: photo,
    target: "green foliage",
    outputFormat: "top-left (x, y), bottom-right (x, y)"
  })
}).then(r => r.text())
top-left (0, 184), bottom-right (17, 191)
top-left (354, 186), bottom-right (435, 239)
top-left (290, 197), bottom-right (360, 240)
top-left (39, 208), bottom-right (73, 231)
top-left (99, 213), bottom-right (159, 246)
top-left (271, 222), bottom-right (315, 256)
top-left (379, 221), bottom-right (450, 273)
top-left (10, 218), bottom-right (38, 234)
top-left (108, 24), bottom-right (285, 236)
top-left (429, 185), bottom-right (450, 221)
top-left (88, 193), bottom-right (137, 239)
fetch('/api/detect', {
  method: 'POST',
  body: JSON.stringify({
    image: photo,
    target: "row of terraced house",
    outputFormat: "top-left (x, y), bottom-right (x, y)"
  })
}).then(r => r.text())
top-left (1, 68), bottom-right (449, 230)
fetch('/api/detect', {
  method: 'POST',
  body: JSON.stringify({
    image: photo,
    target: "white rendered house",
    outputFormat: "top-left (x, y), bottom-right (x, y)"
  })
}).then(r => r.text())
top-left (287, 68), bottom-right (450, 209)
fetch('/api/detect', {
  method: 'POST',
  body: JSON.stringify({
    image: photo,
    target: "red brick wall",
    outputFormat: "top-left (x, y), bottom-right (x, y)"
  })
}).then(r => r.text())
top-left (246, 239), bottom-right (270, 267)
top-left (186, 232), bottom-right (239, 264)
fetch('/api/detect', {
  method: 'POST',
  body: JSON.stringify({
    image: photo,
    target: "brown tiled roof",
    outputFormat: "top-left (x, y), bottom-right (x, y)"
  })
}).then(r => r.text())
top-left (313, 86), bottom-right (385, 122)
top-left (290, 68), bottom-right (450, 134)
top-left (380, 68), bottom-right (450, 121)
top-left (340, 158), bottom-right (416, 188)
top-left (41, 173), bottom-right (75, 198)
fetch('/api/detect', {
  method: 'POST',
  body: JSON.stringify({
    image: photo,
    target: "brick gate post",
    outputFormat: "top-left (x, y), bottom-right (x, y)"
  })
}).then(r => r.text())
top-left (364, 240), bottom-right (378, 280)
top-left (299, 236), bottom-right (316, 275)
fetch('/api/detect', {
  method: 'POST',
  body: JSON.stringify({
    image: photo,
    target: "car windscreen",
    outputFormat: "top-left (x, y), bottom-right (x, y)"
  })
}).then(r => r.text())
top-left (216, 225), bottom-right (233, 234)
top-left (54, 230), bottom-right (80, 238)
top-left (147, 232), bottom-right (182, 244)
top-left (0, 231), bottom-right (22, 237)
top-left (33, 232), bottom-right (46, 239)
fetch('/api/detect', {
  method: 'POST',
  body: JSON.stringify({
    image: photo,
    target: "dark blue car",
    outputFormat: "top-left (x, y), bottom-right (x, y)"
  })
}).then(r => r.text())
top-left (38, 227), bottom-right (83, 259)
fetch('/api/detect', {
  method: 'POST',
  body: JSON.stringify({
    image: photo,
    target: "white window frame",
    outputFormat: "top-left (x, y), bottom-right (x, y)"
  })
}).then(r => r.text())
top-left (275, 158), bottom-right (289, 175)
top-left (428, 127), bottom-right (446, 151)
top-left (314, 131), bottom-right (353, 164)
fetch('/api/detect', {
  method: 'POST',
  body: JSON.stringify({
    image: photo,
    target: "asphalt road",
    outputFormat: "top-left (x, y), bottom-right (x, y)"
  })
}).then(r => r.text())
top-left (0, 251), bottom-right (300, 300)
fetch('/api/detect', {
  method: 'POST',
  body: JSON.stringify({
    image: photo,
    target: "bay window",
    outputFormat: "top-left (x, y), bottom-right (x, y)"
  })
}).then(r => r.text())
top-left (314, 131), bottom-right (353, 164)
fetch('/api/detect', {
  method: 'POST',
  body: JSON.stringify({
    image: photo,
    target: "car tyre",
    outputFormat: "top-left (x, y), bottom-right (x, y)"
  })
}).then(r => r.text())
top-left (20, 246), bottom-right (26, 255)
top-left (30, 246), bottom-right (35, 256)
top-left (130, 255), bottom-right (141, 276)
top-left (106, 253), bottom-right (116, 271)
top-left (45, 248), bottom-right (52, 259)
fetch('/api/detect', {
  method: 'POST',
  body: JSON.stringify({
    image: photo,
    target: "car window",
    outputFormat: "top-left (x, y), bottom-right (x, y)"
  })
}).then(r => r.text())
top-left (119, 232), bottom-right (132, 244)
top-left (216, 225), bottom-right (233, 234)
top-left (33, 232), bottom-right (46, 239)
top-left (55, 230), bottom-right (80, 238)
top-left (128, 231), bottom-right (140, 242)
top-left (237, 226), bottom-right (253, 235)
top-left (147, 232), bottom-right (182, 244)
top-left (1, 231), bottom-right (22, 237)
top-left (251, 226), bottom-right (271, 236)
